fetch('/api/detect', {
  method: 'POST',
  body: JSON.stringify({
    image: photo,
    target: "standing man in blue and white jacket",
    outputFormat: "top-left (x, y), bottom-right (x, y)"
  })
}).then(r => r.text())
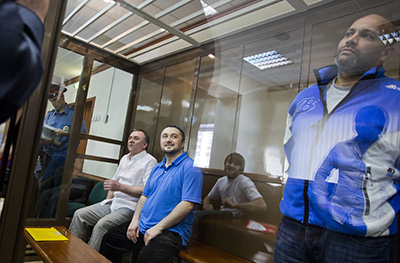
top-left (274, 14), bottom-right (400, 263)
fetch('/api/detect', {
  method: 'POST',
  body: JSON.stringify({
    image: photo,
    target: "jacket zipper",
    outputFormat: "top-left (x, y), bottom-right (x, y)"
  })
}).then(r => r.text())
top-left (363, 167), bottom-right (371, 216)
top-left (303, 68), bottom-right (379, 224)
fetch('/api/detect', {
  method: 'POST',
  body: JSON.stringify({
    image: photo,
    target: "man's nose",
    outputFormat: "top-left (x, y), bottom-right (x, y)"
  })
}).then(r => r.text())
top-left (346, 32), bottom-right (359, 45)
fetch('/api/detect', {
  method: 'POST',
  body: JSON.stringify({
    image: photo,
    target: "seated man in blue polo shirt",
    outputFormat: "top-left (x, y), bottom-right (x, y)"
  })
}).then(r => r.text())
top-left (100, 125), bottom-right (203, 263)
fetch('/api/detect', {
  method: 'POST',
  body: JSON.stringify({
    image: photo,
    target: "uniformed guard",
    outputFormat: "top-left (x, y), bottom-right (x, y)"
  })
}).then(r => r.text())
top-left (35, 84), bottom-right (87, 217)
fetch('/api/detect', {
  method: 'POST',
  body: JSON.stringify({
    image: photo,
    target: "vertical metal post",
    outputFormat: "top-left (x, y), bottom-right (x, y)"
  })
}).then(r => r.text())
top-left (56, 51), bottom-right (94, 224)
top-left (0, 0), bottom-right (68, 262)
top-left (120, 73), bottom-right (139, 158)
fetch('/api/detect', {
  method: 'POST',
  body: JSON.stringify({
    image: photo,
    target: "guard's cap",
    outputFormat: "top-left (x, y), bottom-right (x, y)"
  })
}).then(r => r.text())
top-left (48, 84), bottom-right (67, 99)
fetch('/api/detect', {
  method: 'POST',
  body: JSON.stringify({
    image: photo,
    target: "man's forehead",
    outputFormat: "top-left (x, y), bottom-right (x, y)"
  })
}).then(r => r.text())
top-left (350, 15), bottom-right (390, 32)
top-left (130, 131), bottom-right (144, 138)
top-left (161, 127), bottom-right (181, 135)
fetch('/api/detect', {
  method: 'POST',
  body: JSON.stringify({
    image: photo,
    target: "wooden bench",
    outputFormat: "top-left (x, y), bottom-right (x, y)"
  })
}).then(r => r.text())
top-left (178, 239), bottom-right (251, 263)
top-left (24, 226), bottom-right (111, 263)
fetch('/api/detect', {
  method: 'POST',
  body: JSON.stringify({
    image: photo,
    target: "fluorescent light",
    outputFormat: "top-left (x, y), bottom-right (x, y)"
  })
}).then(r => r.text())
top-left (208, 53), bottom-right (215, 59)
top-left (379, 30), bottom-right (400, 45)
top-left (200, 0), bottom-right (217, 17)
top-left (243, 50), bottom-right (292, 70)
top-left (137, 105), bottom-right (154, 112)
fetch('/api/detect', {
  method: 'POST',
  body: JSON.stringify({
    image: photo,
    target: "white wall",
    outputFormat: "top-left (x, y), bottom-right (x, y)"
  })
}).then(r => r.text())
top-left (51, 67), bottom-right (133, 179)
top-left (83, 67), bottom-right (132, 178)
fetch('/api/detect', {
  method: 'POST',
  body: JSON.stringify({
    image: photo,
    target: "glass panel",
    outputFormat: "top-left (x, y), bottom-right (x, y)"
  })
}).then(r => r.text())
top-left (77, 62), bottom-right (133, 178)
top-left (41, 0), bottom-right (400, 262)
top-left (152, 59), bottom-right (197, 161)
top-left (188, 48), bottom-right (242, 169)
top-left (133, 69), bottom-right (164, 157)
top-left (27, 47), bottom-right (85, 218)
top-left (235, 28), bottom-right (302, 176)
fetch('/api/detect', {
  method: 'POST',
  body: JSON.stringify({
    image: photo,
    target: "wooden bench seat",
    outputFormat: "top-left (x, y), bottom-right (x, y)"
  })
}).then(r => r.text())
top-left (178, 239), bottom-right (251, 263)
top-left (24, 226), bottom-right (111, 263)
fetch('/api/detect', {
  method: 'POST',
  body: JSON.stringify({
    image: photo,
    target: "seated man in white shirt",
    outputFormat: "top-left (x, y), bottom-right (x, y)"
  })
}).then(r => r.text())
top-left (69, 129), bottom-right (157, 251)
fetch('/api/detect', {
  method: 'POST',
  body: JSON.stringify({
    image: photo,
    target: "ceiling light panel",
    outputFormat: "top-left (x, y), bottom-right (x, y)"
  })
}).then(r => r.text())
top-left (107, 23), bottom-right (160, 50)
top-left (303, 0), bottom-right (324, 5)
top-left (207, 0), bottom-right (249, 16)
top-left (63, 0), bottom-right (90, 26)
top-left (93, 15), bottom-right (148, 46)
top-left (103, 0), bottom-right (199, 53)
top-left (158, 1), bottom-right (204, 29)
top-left (63, 0), bottom-right (113, 33)
top-left (77, 4), bottom-right (129, 39)
top-left (243, 50), bottom-right (293, 70)
top-left (142, 0), bottom-right (188, 16)
top-left (124, 0), bottom-right (153, 5)
top-left (115, 29), bottom-right (169, 54)
top-left (73, 0), bottom-right (156, 44)
top-left (64, 0), bottom-right (86, 16)
top-left (141, 0), bottom-right (194, 28)
top-left (86, 11), bottom-right (133, 42)
top-left (162, 0), bottom-right (231, 30)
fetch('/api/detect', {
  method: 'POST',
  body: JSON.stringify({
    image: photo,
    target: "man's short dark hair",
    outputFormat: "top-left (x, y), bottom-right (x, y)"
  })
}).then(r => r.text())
top-left (224, 152), bottom-right (245, 173)
top-left (164, 125), bottom-right (185, 141)
top-left (133, 129), bottom-right (150, 150)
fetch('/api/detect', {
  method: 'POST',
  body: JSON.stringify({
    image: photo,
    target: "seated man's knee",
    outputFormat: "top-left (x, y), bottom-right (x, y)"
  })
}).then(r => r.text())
top-left (73, 206), bottom-right (89, 220)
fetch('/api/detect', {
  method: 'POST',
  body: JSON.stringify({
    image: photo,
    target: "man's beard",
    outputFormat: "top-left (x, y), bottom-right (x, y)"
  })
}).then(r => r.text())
top-left (163, 146), bottom-right (181, 156)
top-left (334, 49), bottom-right (374, 77)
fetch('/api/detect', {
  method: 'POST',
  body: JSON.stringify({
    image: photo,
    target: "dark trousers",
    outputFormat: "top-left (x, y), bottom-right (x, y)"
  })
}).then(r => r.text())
top-left (273, 216), bottom-right (397, 263)
top-left (100, 221), bottom-right (182, 263)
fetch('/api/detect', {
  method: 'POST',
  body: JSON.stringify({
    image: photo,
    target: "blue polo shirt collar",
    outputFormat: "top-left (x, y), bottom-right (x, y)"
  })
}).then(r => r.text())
top-left (158, 152), bottom-right (188, 169)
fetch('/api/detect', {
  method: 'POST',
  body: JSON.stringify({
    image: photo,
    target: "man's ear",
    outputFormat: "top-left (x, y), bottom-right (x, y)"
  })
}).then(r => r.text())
top-left (379, 45), bottom-right (395, 64)
top-left (181, 140), bottom-right (185, 150)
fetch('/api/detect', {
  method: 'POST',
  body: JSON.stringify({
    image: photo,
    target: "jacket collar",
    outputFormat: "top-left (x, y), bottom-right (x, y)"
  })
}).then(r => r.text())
top-left (314, 65), bottom-right (386, 87)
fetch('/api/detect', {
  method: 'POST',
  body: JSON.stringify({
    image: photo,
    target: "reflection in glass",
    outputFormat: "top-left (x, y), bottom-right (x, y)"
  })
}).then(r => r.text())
top-left (28, 48), bottom-right (85, 218)
top-left (193, 124), bottom-right (214, 168)
top-left (80, 64), bottom-right (133, 178)
top-left (189, 49), bottom-right (242, 169)
top-left (133, 69), bottom-right (164, 155)
top-left (152, 59), bottom-right (196, 161)
top-left (236, 31), bottom-right (301, 176)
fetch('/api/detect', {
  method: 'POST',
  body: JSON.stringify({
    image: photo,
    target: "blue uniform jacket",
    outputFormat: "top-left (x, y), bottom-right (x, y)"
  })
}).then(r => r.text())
top-left (43, 105), bottom-right (87, 158)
